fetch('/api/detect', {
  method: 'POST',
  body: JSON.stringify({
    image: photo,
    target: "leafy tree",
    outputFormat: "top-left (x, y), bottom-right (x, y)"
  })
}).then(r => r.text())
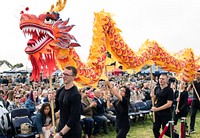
top-left (0, 60), bottom-right (24, 69)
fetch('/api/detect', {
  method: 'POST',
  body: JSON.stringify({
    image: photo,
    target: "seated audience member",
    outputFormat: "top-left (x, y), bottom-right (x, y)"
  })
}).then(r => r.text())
top-left (141, 82), bottom-right (151, 101)
top-left (13, 83), bottom-right (21, 92)
top-left (34, 102), bottom-right (55, 138)
top-left (7, 83), bottom-right (13, 90)
top-left (25, 90), bottom-right (42, 116)
top-left (80, 88), bottom-right (97, 138)
top-left (39, 90), bottom-right (48, 103)
top-left (43, 90), bottom-right (56, 103)
top-left (21, 91), bottom-right (29, 103)
top-left (130, 84), bottom-right (145, 103)
top-left (0, 90), bottom-right (6, 107)
top-left (7, 93), bottom-right (26, 112)
top-left (101, 89), bottom-right (116, 127)
top-left (5, 90), bottom-right (15, 108)
top-left (92, 90), bottom-right (108, 135)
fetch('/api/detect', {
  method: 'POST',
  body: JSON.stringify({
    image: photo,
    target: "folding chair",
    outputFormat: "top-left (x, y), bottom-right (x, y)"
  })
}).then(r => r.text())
top-left (129, 102), bottom-right (140, 124)
top-left (134, 102), bottom-right (151, 121)
top-left (11, 108), bottom-right (29, 119)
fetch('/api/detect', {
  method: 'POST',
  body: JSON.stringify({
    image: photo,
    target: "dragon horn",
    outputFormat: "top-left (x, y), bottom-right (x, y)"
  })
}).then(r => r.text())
top-left (49, 0), bottom-right (67, 12)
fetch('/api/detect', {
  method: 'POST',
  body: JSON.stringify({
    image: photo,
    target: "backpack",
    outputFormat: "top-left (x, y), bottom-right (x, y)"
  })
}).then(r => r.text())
top-left (0, 107), bottom-right (11, 133)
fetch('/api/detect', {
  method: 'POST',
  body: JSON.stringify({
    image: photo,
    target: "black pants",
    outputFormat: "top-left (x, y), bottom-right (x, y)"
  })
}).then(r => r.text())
top-left (57, 124), bottom-right (82, 138)
top-left (190, 100), bottom-right (200, 130)
top-left (173, 109), bottom-right (188, 125)
top-left (116, 127), bottom-right (130, 138)
top-left (153, 113), bottom-right (179, 138)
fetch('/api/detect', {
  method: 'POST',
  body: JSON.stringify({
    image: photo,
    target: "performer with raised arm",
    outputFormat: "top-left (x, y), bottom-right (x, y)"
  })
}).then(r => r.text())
top-left (106, 81), bottom-right (130, 138)
top-left (150, 74), bottom-right (179, 138)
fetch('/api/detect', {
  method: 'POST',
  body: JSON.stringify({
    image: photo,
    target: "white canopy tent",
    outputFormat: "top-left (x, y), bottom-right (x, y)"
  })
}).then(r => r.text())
top-left (0, 63), bottom-right (11, 73)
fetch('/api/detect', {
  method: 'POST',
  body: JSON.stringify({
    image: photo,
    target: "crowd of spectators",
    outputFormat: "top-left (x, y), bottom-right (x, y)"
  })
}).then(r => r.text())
top-left (0, 71), bottom-right (194, 138)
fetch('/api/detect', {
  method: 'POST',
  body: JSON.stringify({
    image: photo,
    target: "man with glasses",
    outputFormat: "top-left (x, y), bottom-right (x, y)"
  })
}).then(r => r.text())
top-left (151, 74), bottom-right (179, 138)
top-left (80, 88), bottom-right (96, 138)
top-left (54, 66), bottom-right (82, 138)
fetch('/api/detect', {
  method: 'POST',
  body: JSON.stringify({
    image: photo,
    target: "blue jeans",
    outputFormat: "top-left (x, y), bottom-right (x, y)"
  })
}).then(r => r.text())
top-left (92, 115), bottom-right (108, 135)
top-left (82, 117), bottom-right (94, 137)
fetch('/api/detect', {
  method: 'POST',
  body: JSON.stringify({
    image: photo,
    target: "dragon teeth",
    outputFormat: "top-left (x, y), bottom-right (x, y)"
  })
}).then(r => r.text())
top-left (36, 29), bottom-right (40, 36)
top-left (47, 31), bottom-right (55, 39)
top-left (22, 27), bottom-right (52, 48)
top-left (22, 27), bottom-right (52, 37)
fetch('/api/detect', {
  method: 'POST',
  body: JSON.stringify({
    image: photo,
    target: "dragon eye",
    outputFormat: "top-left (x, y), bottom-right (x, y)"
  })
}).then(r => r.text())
top-left (44, 17), bottom-right (56, 24)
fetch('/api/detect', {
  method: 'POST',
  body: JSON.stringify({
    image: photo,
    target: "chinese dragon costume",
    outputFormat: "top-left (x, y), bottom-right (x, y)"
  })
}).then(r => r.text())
top-left (19, 0), bottom-right (200, 86)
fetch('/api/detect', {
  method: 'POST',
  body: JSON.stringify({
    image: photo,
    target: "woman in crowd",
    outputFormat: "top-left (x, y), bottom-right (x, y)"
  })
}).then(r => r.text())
top-left (25, 90), bottom-right (41, 116)
top-left (7, 93), bottom-right (26, 112)
top-left (21, 91), bottom-right (29, 103)
top-left (173, 80), bottom-right (189, 135)
top-left (34, 102), bottom-right (54, 138)
top-left (5, 90), bottom-right (15, 108)
top-left (106, 81), bottom-right (131, 138)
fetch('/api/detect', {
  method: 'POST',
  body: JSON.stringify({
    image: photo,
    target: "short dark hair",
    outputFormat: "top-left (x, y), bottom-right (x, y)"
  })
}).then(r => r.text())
top-left (65, 66), bottom-right (77, 76)
top-left (0, 90), bottom-right (4, 94)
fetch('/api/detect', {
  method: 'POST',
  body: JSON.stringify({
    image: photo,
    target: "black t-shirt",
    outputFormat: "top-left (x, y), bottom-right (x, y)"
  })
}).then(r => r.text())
top-left (55, 85), bottom-right (82, 137)
top-left (114, 97), bottom-right (130, 129)
top-left (192, 81), bottom-right (200, 101)
top-left (173, 90), bottom-right (179, 106)
top-left (154, 86), bottom-right (173, 115)
top-left (175, 90), bottom-right (188, 112)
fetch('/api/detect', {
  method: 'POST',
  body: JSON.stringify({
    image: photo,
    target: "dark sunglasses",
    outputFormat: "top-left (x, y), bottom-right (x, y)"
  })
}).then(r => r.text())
top-left (15, 97), bottom-right (21, 99)
top-left (81, 90), bottom-right (89, 94)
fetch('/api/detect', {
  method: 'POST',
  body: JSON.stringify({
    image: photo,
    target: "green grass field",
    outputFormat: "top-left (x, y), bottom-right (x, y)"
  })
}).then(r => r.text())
top-left (95, 111), bottom-right (200, 138)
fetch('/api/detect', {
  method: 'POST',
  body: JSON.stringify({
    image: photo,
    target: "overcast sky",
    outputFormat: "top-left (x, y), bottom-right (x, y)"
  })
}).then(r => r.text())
top-left (1, 0), bottom-right (200, 68)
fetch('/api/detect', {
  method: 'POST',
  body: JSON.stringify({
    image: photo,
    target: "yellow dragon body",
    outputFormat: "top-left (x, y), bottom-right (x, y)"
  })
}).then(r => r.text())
top-left (20, 0), bottom-right (199, 86)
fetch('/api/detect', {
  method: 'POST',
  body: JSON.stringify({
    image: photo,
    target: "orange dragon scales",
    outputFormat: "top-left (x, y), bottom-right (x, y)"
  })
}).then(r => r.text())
top-left (19, 0), bottom-right (200, 86)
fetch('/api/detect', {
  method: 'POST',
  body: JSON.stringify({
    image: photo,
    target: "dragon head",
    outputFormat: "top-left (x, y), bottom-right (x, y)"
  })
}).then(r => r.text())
top-left (20, 11), bottom-right (80, 54)
top-left (19, 0), bottom-right (80, 81)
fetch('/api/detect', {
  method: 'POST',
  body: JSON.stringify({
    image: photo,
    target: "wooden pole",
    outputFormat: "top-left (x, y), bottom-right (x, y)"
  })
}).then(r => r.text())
top-left (49, 76), bottom-right (56, 135)
top-left (150, 66), bottom-right (155, 123)
top-left (105, 65), bottom-right (111, 108)
top-left (175, 92), bottom-right (181, 114)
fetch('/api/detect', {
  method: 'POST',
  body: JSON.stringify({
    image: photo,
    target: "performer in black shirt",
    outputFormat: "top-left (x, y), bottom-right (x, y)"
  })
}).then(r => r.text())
top-left (54, 66), bottom-right (82, 138)
top-left (187, 70), bottom-right (200, 133)
top-left (107, 82), bottom-right (130, 138)
top-left (173, 80), bottom-right (189, 133)
top-left (151, 74), bottom-right (179, 138)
